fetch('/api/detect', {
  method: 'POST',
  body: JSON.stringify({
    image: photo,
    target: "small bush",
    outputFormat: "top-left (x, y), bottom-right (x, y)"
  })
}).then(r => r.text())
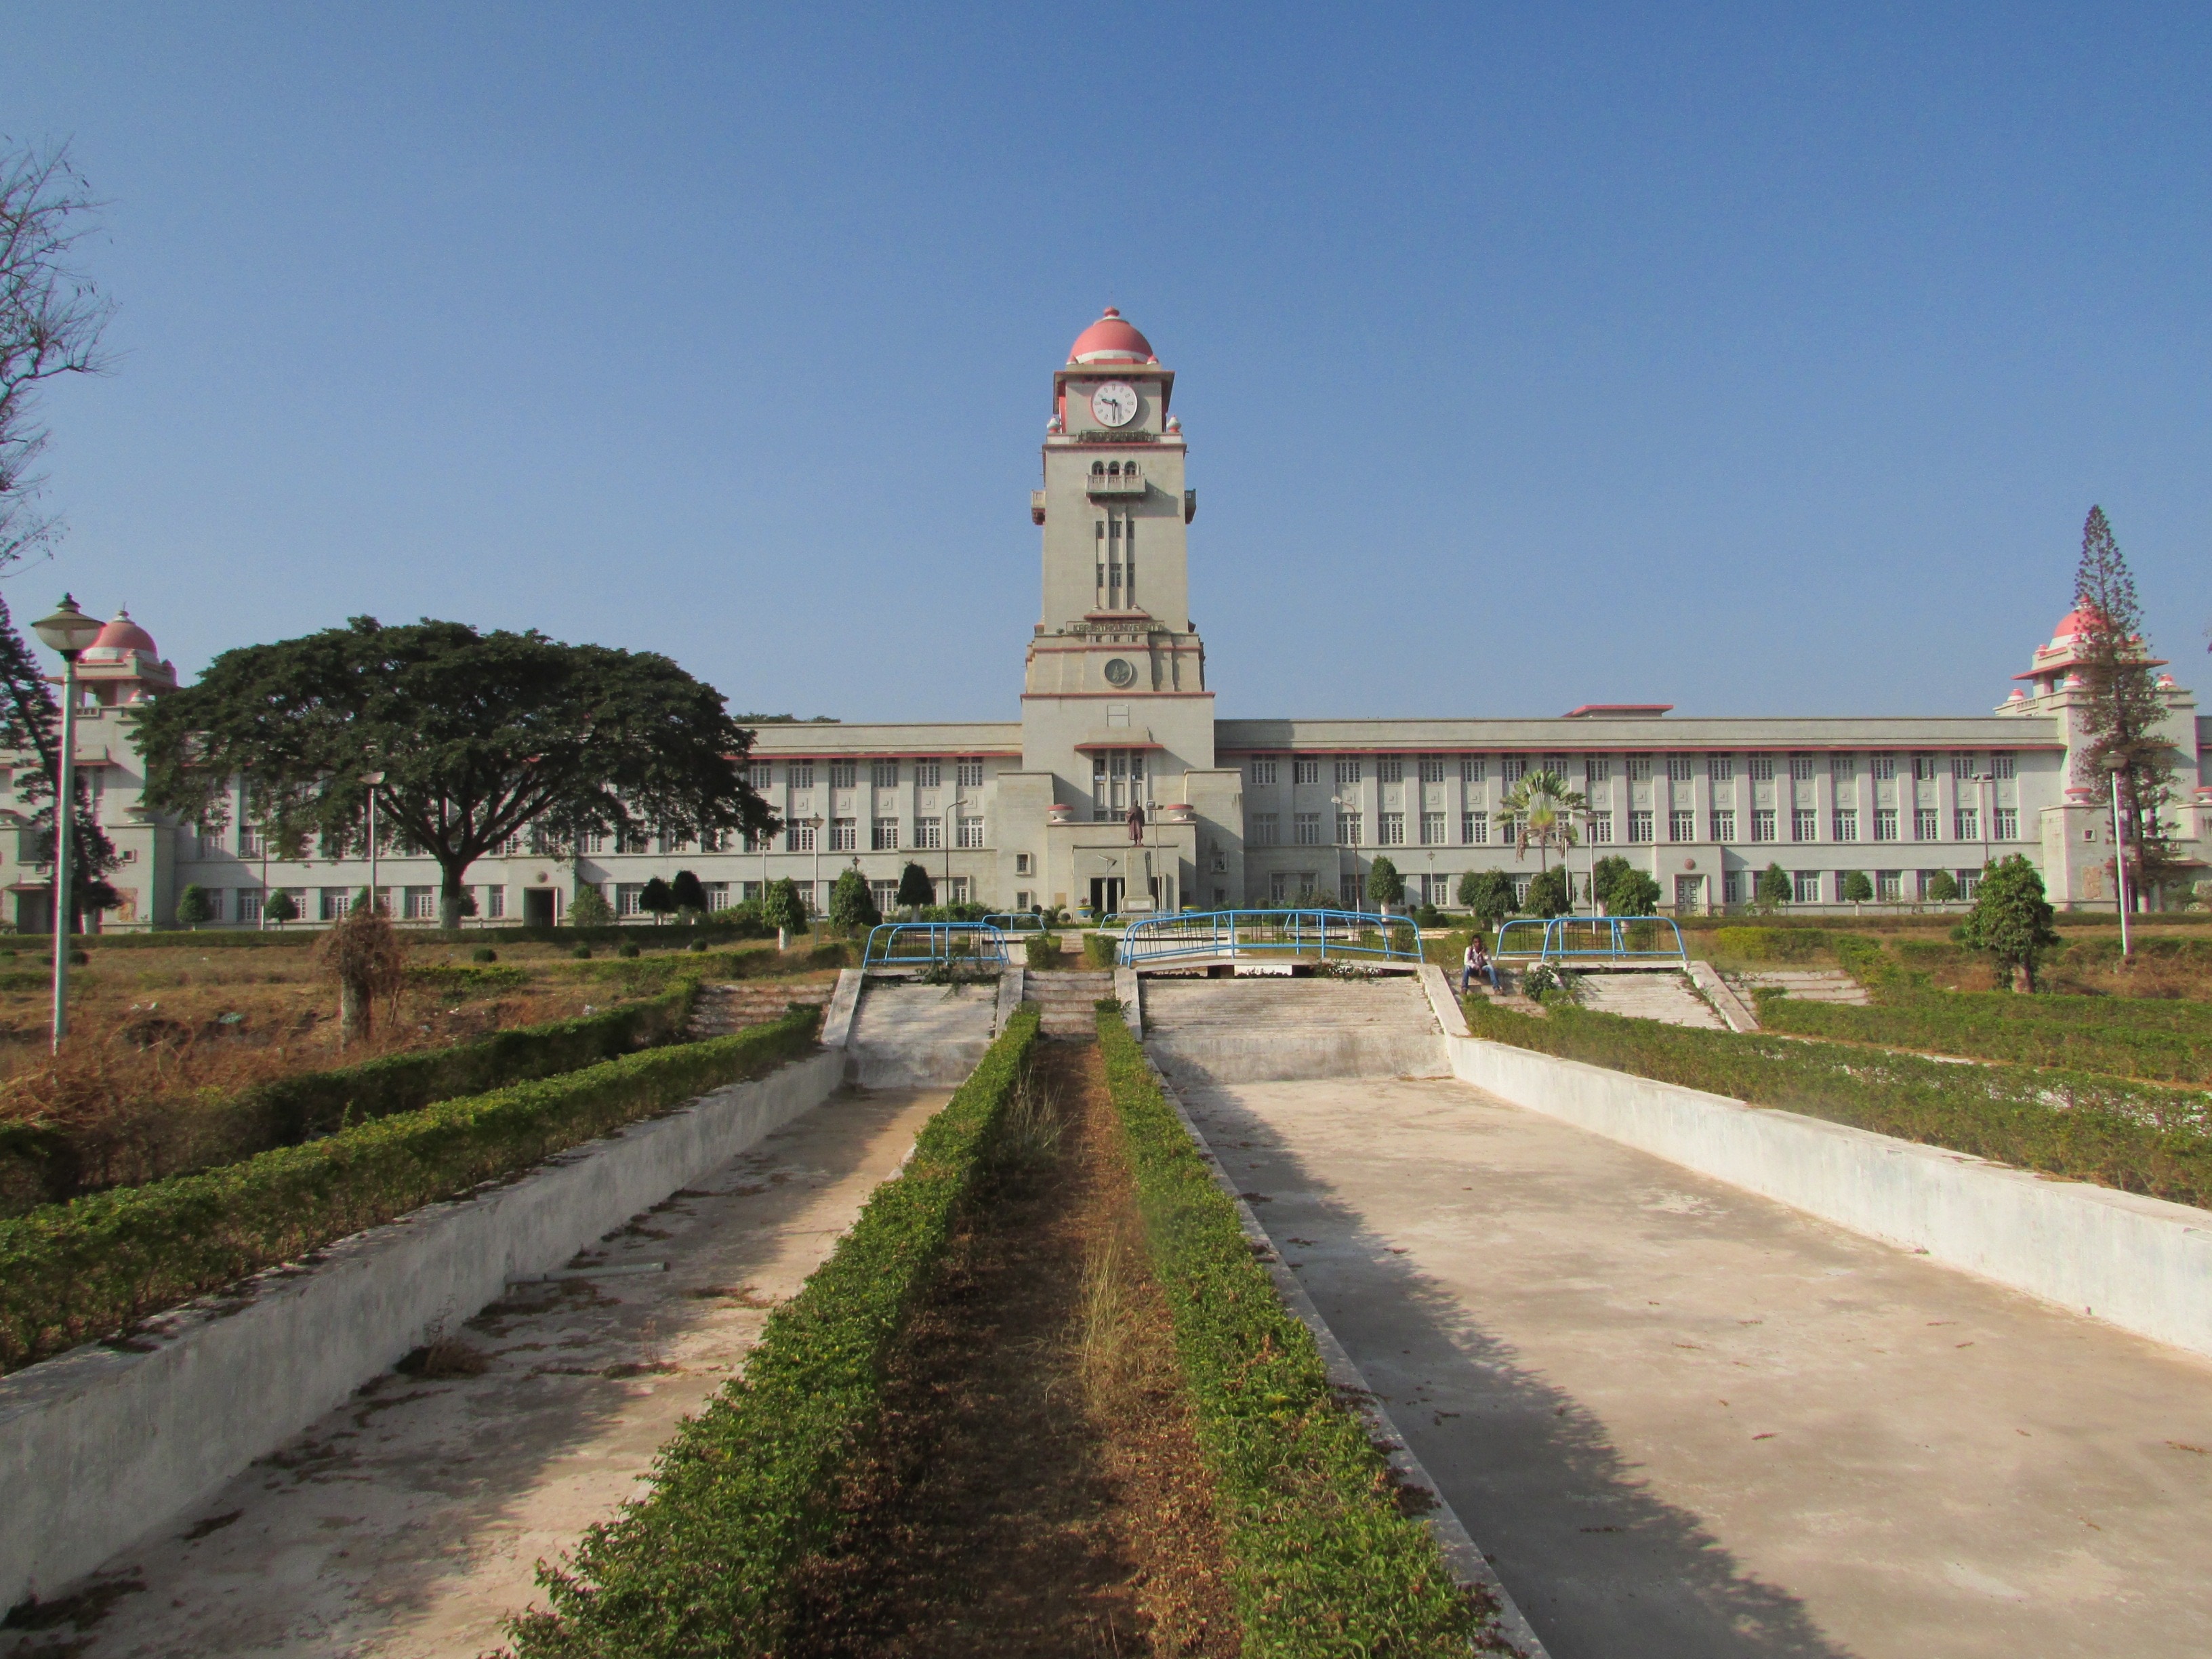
top-left (1082, 931), bottom-right (1118, 969)
top-left (472, 946), bottom-right (498, 964)
top-left (572, 945), bottom-right (593, 960)
top-left (617, 943), bottom-right (642, 960)
top-left (506, 1007), bottom-right (1041, 1658)
top-left (1028, 932), bottom-right (1064, 969)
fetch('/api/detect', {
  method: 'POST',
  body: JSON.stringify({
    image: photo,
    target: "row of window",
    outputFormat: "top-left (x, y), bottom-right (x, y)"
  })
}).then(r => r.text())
top-left (196, 886), bottom-right (512, 924)
top-left (1246, 805), bottom-right (2022, 848)
top-left (1244, 752), bottom-right (2021, 786)
top-left (744, 758), bottom-right (989, 791)
top-left (1252, 868), bottom-right (1985, 907)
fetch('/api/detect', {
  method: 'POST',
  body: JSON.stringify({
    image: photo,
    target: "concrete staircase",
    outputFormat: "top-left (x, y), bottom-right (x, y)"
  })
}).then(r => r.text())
top-left (1142, 972), bottom-right (1448, 1082)
top-left (685, 979), bottom-right (834, 1039)
top-left (1727, 968), bottom-right (1870, 1006)
top-left (1027, 969), bottom-right (1116, 1040)
top-left (1577, 970), bottom-right (1726, 1031)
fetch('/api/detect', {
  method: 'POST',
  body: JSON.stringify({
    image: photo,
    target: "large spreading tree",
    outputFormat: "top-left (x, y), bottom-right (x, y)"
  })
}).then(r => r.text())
top-left (138, 617), bottom-right (776, 930)
top-left (2070, 507), bottom-right (2179, 899)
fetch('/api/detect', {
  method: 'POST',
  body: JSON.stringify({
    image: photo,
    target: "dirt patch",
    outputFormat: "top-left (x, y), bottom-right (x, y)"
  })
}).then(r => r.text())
top-left (786, 1041), bottom-right (1240, 1658)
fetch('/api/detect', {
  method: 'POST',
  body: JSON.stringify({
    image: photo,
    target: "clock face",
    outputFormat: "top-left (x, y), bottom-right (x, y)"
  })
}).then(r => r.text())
top-left (1090, 382), bottom-right (1140, 428)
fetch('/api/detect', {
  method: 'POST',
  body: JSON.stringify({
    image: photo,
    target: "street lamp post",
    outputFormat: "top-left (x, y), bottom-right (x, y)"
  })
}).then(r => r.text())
top-left (30, 597), bottom-right (108, 1052)
top-left (2101, 753), bottom-right (2131, 960)
top-left (363, 771), bottom-right (386, 916)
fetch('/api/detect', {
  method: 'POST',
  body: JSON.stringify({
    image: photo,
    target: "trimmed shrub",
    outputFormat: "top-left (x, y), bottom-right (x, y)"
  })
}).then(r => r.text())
top-left (472, 946), bottom-right (499, 964)
top-left (1027, 931), bottom-right (1064, 969)
top-left (1082, 930), bottom-right (1118, 968)
top-left (506, 1007), bottom-right (1042, 1658)
top-left (406, 962), bottom-right (530, 996)
top-left (0, 1006), bottom-right (823, 1372)
top-left (1096, 1014), bottom-right (1483, 1656)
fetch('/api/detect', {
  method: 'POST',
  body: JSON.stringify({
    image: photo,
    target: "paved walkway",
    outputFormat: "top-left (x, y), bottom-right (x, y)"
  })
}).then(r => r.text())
top-left (37, 1085), bottom-right (949, 1659)
top-left (1176, 1075), bottom-right (2212, 1659)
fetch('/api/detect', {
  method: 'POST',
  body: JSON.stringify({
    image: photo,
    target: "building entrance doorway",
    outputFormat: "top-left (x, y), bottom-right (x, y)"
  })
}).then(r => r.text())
top-left (1673, 874), bottom-right (1706, 914)
top-left (523, 888), bottom-right (556, 928)
top-left (1088, 876), bottom-right (1124, 916)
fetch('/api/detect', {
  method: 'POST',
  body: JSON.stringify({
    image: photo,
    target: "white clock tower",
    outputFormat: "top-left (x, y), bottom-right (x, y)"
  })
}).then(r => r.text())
top-left (999, 308), bottom-right (1243, 917)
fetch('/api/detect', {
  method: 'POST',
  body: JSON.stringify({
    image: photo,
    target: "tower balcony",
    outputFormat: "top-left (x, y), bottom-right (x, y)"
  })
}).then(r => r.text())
top-left (1084, 468), bottom-right (1147, 498)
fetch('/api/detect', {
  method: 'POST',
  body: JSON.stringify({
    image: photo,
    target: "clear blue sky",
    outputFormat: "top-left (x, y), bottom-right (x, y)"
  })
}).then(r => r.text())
top-left (3, 3), bottom-right (2207, 722)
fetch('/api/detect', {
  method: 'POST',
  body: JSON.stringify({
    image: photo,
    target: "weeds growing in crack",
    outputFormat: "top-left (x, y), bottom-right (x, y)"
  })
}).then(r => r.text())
top-left (994, 1063), bottom-right (1063, 1168)
top-left (1074, 1232), bottom-right (1137, 1400)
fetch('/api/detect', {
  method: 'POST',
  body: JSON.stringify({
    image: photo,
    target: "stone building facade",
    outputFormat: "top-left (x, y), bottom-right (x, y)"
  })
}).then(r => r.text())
top-left (7, 310), bottom-right (2207, 929)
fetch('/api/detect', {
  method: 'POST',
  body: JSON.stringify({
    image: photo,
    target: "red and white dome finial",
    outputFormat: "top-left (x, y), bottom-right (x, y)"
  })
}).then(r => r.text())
top-left (1068, 306), bottom-right (1154, 365)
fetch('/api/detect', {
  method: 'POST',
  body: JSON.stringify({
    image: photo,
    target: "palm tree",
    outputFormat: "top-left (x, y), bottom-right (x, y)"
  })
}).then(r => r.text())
top-left (1494, 769), bottom-right (1589, 876)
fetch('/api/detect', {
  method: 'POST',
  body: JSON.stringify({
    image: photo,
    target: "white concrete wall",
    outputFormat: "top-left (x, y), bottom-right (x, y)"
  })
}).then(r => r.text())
top-left (1448, 1036), bottom-right (2212, 1361)
top-left (0, 1049), bottom-right (842, 1612)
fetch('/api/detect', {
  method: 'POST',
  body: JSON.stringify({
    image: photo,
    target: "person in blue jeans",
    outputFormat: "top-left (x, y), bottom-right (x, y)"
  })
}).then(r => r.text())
top-left (1460, 934), bottom-right (1498, 994)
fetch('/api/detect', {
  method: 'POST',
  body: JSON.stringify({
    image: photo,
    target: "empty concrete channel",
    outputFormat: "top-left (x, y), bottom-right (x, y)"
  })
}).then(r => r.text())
top-left (1140, 969), bottom-right (2212, 1659)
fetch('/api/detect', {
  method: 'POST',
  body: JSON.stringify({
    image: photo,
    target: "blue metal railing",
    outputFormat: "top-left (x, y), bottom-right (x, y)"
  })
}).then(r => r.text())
top-left (862, 921), bottom-right (1012, 970)
top-left (1118, 908), bottom-right (1421, 968)
top-left (1494, 915), bottom-right (1687, 968)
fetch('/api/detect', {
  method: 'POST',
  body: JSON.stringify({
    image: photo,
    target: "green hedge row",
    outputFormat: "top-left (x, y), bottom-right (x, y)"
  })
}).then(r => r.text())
top-left (0, 983), bottom-right (705, 1214)
top-left (0, 1006), bottom-right (822, 1372)
top-left (1463, 999), bottom-right (2212, 1208)
top-left (506, 1006), bottom-right (1042, 1659)
top-left (1759, 988), bottom-right (2212, 1082)
top-left (1096, 1013), bottom-right (1481, 1657)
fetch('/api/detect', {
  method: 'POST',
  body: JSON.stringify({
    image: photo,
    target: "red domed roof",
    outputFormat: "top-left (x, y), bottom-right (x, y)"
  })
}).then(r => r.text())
top-left (91, 609), bottom-right (157, 655)
top-left (1068, 306), bottom-right (1154, 365)
top-left (2053, 606), bottom-right (2102, 640)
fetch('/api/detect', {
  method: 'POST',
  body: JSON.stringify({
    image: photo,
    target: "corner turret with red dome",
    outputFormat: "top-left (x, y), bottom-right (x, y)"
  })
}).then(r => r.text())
top-left (73, 607), bottom-right (177, 703)
top-left (2003, 600), bottom-right (2167, 708)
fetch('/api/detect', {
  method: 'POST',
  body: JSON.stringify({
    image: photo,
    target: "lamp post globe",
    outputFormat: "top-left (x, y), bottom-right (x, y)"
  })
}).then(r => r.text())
top-left (31, 594), bottom-right (107, 1052)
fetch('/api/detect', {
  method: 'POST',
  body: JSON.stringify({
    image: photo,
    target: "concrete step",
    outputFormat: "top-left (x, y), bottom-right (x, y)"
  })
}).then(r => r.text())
top-left (684, 981), bottom-right (834, 1039)
top-left (1578, 970), bottom-right (1726, 1031)
top-left (1142, 975), bottom-right (1438, 1034)
top-left (1026, 970), bottom-right (1116, 1038)
top-left (1726, 968), bottom-right (1871, 1006)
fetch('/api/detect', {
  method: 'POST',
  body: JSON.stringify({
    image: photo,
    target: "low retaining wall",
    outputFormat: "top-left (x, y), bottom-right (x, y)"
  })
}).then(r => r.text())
top-left (1448, 1036), bottom-right (2212, 1361)
top-left (1150, 1028), bottom-right (1449, 1085)
top-left (0, 1049), bottom-right (843, 1612)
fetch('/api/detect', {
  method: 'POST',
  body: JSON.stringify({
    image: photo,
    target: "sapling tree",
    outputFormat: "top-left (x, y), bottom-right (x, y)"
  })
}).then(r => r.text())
top-left (1366, 855), bottom-right (1406, 916)
top-left (1494, 769), bottom-right (1587, 872)
top-left (763, 877), bottom-right (808, 951)
top-left (1959, 855), bottom-right (2061, 991)
top-left (1590, 855), bottom-right (1632, 914)
top-left (1756, 864), bottom-right (1791, 912)
top-left (669, 869), bottom-right (709, 919)
top-left (1924, 870), bottom-right (1959, 905)
top-left (1607, 867), bottom-right (1662, 916)
top-left (640, 876), bottom-right (678, 925)
top-left (264, 888), bottom-right (299, 926)
top-left (895, 861), bottom-right (935, 920)
top-left (1457, 869), bottom-right (1516, 935)
top-left (1525, 865), bottom-right (1571, 919)
top-left (1842, 871), bottom-right (1874, 909)
top-left (175, 884), bottom-right (212, 929)
top-left (569, 886), bottom-right (613, 928)
top-left (829, 868), bottom-right (879, 934)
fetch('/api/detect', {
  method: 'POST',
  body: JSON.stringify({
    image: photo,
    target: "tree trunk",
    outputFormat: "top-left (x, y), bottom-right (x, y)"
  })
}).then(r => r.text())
top-left (777, 926), bottom-right (789, 952)
top-left (338, 975), bottom-right (368, 1047)
top-left (439, 863), bottom-right (468, 933)
top-left (2013, 962), bottom-right (2034, 994)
